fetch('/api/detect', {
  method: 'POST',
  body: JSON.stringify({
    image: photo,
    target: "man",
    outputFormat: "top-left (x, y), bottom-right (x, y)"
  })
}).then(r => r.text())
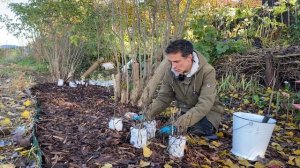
top-left (134, 39), bottom-right (224, 138)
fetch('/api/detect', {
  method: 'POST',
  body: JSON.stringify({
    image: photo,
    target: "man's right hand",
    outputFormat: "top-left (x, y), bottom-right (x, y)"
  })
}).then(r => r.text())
top-left (132, 115), bottom-right (144, 121)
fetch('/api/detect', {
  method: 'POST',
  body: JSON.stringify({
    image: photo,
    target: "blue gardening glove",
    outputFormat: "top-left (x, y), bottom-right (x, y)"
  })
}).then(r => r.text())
top-left (159, 125), bottom-right (177, 135)
top-left (132, 115), bottom-right (144, 121)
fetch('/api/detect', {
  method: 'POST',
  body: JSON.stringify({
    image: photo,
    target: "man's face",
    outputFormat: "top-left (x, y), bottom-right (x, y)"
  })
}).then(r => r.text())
top-left (167, 52), bottom-right (193, 74)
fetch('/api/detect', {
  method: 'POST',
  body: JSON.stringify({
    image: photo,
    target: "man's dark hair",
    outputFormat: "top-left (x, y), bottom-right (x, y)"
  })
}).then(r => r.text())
top-left (165, 39), bottom-right (193, 57)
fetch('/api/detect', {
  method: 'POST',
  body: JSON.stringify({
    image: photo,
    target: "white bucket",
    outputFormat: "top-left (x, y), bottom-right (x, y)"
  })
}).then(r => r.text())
top-left (130, 127), bottom-right (147, 148)
top-left (143, 120), bottom-right (156, 139)
top-left (108, 118), bottom-right (123, 131)
top-left (231, 112), bottom-right (276, 161)
top-left (57, 79), bottom-right (64, 86)
top-left (168, 136), bottom-right (186, 158)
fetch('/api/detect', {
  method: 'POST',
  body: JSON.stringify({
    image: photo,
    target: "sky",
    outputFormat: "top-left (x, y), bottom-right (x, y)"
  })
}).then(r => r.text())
top-left (0, 0), bottom-right (28, 46)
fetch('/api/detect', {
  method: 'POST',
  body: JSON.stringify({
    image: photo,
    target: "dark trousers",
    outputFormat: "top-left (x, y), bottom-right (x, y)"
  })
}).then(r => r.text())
top-left (187, 117), bottom-right (215, 136)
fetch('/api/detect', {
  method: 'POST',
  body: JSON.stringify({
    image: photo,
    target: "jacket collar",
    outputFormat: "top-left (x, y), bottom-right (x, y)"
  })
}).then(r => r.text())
top-left (171, 51), bottom-right (201, 77)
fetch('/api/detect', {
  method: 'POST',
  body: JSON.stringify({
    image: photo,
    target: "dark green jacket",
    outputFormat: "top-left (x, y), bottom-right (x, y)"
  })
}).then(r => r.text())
top-left (145, 52), bottom-right (224, 132)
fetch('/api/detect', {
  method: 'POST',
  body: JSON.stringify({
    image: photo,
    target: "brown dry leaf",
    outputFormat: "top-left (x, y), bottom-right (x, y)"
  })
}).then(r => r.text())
top-left (140, 160), bottom-right (150, 167)
top-left (254, 162), bottom-right (265, 168)
top-left (211, 141), bottom-right (221, 147)
top-left (164, 163), bottom-right (172, 168)
top-left (294, 150), bottom-right (300, 155)
top-left (143, 146), bottom-right (152, 158)
top-left (266, 160), bottom-right (284, 167)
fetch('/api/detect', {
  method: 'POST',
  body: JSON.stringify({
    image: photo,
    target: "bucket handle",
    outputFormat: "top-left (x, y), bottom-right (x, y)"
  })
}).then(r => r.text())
top-left (233, 121), bottom-right (253, 131)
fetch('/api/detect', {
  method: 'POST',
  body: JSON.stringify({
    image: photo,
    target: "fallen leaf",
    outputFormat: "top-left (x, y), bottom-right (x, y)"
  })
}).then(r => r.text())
top-left (101, 163), bottom-right (112, 168)
top-left (211, 141), bottom-right (221, 147)
top-left (266, 160), bottom-right (284, 167)
top-left (21, 110), bottom-right (30, 119)
top-left (287, 156), bottom-right (296, 165)
top-left (140, 160), bottom-right (150, 167)
top-left (23, 100), bottom-right (32, 107)
top-left (222, 159), bottom-right (239, 168)
top-left (258, 110), bottom-right (264, 115)
top-left (164, 163), bottom-right (172, 168)
top-left (199, 139), bottom-right (208, 145)
top-left (294, 150), bottom-right (300, 155)
top-left (216, 132), bottom-right (224, 137)
top-left (143, 146), bottom-right (152, 158)
top-left (0, 164), bottom-right (15, 168)
top-left (254, 162), bottom-right (265, 168)
top-left (295, 157), bottom-right (300, 167)
top-left (0, 118), bottom-right (11, 126)
top-left (266, 87), bottom-right (272, 94)
top-left (201, 165), bottom-right (211, 168)
top-left (285, 131), bottom-right (294, 137)
top-left (238, 159), bottom-right (252, 166)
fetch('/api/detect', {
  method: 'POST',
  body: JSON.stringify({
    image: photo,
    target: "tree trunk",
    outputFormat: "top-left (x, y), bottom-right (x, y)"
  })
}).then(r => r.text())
top-left (81, 57), bottom-right (104, 79)
top-left (137, 57), bottom-right (169, 107)
top-left (130, 62), bottom-right (141, 105)
top-left (264, 52), bottom-right (274, 87)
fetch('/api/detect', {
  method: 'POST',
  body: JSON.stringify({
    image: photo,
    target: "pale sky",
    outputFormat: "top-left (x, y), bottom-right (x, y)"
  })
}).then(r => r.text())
top-left (0, 0), bottom-right (28, 46)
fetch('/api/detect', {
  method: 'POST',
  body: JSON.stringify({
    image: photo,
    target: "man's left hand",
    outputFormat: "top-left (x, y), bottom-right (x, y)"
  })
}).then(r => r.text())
top-left (159, 125), bottom-right (177, 135)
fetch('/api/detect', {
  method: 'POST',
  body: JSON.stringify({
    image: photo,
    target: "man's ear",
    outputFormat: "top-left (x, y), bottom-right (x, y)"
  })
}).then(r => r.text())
top-left (187, 54), bottom-right (193, 61)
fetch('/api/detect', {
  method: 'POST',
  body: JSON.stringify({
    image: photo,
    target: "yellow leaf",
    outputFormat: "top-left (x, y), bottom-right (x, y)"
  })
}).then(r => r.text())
top-left (201, 165), bottom-right (211, 168)
top-left (0, 164), bottom-right (15, 168)
top-left (164, 163), bottom-right (172, 168)
top-left (143, 146), bottom-right (152, 158)
top-left (258, 110), bottom-right (264, 115)
top-left (211, 141), bottom-right (221, 147)
top-left (294, 150), bottom-right (300, 155)
top-left (266, 87), bottom-right (272, 94)
top-left (238, 159), bottom-right (252, 166)
top-left (216, 132), bottom-right (224, 138)
top-left (0, 118), bottom-right (11, 126)
top-left (20, 150), bottom-right (30, 156)
top-left (223, 159), bottom-right (239, 168)
top-left (233, 94), bottom-right (239, 98)
top-left (295, 157), bottom-right (300, 167)
top-left (271, 142), bottom-right (283, 151)
top-left (101, 163), bottom-right (112, 168)
top-left (285, 131), bottom-right (294, 137)
top-left (254, 162), bottom-right (265, 168)
top-left (199, 139), bottom-right (208, 145)
top-left (21, 110), bottom-right (30, 119)
top-left (287, 156), bottom-right (296, 165)
top-left (23, 100), bottom-right (31, 107)
top-left (140, 160), bottom-right (150, 167)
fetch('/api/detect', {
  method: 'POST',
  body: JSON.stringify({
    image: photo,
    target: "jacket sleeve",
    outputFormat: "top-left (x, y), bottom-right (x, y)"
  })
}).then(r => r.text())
top-left (145, 71), bottom-right (175, 119)
top-left (174, 67), bottom-right (217, 131)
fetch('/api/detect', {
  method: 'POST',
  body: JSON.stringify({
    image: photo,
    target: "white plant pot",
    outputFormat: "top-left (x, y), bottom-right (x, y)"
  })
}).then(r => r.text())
top-left (168, 135), bottom-right (186, 158)
top-left (143, 120), bottom-right (156, 139)
top-left (75, 80), bottom-right (81, 85)
top-left (57, 79), bottom-right (64, 86)
top-left (130, 127), bottom-right (148, 148)
top-left (108, 118), bottom-right (123, 131)
top-left (69, 81), bottom-right (77, 88)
